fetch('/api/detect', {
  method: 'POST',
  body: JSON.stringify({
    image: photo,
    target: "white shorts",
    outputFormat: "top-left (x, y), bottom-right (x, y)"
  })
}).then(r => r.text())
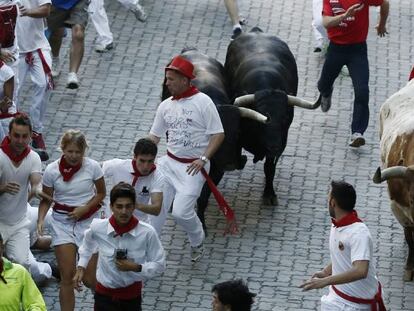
top-left (321, 291), bottom-right (371, 311)
top-left (50, 212), bottom-right (96, 247)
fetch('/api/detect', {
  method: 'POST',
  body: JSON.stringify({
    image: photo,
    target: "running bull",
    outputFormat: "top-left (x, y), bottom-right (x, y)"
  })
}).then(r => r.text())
top-left (373, 79), bottom-right (414, 281)
top-left (224, 27), bottom-right (321, 206)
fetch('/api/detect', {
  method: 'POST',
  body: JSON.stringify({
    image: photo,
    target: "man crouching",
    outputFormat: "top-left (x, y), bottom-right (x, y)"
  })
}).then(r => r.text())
top-left (73, 182), bottom-right (166, 310)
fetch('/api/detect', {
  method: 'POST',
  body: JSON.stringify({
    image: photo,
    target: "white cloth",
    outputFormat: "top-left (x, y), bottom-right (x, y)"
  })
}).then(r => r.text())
top-left (0, 149), bottom-right (42, 225)
top-left (312, 0), bottom-right (328, 48)
top-left (29, 251), bottom-right (52, 283)
top-left (50, 214), bottom-right (97, 247)
top-left (150, 92), bottom-right (224, 158)
top-left (26, 203), bottom-right (51, 247)
top-left (16, 0), bottom-right (51, 53)
top-left (88, 0), bottom-right (113, 46)
top-left (78, 218), bottom-right (166, 287)
top-left (321, 289), bottom-right (371, 311)
top-left (16, 49), bottom-right (51, 132)
top-left (326, 222), bottom-right (379, 308)
top-left (1, 216), bottom-right (30, 268)
top-left (43, 157), bottom-right (103, 207)
top-left (102, 158), bottom-right (166, 234)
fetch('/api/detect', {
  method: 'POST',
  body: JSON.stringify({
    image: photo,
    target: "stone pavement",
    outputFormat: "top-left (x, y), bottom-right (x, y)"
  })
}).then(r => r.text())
top-left (18, 0), bottom-right (414, 310)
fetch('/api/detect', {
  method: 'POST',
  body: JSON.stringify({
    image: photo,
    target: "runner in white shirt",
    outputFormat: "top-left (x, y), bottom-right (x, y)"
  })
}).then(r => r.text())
top-left (73, 182), bottom-right (165, 310)
top-left (149, 55), bottom-right (225, 262)
top-left (16, 0), bottom-right (53, 162)
top-left (0, 60), bottom-right (14, 140)
top-left (102, 138), bottom-right (166, 235)
top-left (300, 180), bottom-right (386, 311)
top-left (37, 129), bottom-right (106, 311)
top-left (0, 114), bottom-right (42, 269)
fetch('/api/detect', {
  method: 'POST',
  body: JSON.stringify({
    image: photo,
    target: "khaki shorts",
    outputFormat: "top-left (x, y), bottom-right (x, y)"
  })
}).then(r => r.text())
top-left (47, 0), bottom-right (89, 30)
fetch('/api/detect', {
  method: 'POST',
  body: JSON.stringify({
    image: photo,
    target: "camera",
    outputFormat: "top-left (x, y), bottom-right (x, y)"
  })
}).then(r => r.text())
top-left (115, 249), bottom-right (128, 260)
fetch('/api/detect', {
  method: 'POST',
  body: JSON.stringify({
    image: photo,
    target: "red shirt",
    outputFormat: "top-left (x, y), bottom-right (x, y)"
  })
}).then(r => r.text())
top-left (323, 0), bottom-right (383, 44)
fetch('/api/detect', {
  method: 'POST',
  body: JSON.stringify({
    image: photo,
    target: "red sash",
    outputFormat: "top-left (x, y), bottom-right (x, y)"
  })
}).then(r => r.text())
top-left (0, 5), bottom-right (17, 48)
top-left (96, 281), bottom-right (142, 300)
top-left (131, 160), bottom-right (156, 187)
top-left (332, 283), bottom-right (386, 311)
top-left (409, 67), bottom-right (414, 81)
top-left (53, 202), bottom-right (102, 221)
top-left (25, 49), bottom-right (54, 90)
top-left (0, 136), bottom-right (31, 163)
top-left (166, 150), bottom-right (238, 234)
top-left (172, 86), bottom-right (199, 100)
top-left (109, 215), bottom-right (139, 237)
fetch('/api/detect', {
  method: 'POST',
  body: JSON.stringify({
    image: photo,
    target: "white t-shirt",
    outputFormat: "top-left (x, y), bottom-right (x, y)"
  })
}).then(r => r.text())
top-left (16, 0), bottom-right (51, 53)
top-left (102, 158), bottom-right (164, 220)
top-left (42, 157), bottom-right (103, 208)
top-left (150, 92), bottom-right (224, 158)
top-left (0, 149), bottom-right (42, 225)
top-left (0, 62), bottom-right (14, 98)
top-left (329, 222), bottom-right (378, 301)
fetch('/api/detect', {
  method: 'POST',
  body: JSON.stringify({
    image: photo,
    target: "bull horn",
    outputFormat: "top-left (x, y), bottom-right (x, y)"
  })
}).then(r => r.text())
top-left (238, 107), bottom-right (268, 124)
top-left (372, 166), bottom-right (408, 183)
top-left (287, 94), bottom-right (322, 109)
top-left (234, 94), bottom-right (255, 107)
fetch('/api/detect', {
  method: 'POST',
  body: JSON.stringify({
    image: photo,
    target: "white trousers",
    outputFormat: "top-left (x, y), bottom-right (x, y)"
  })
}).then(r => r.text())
top-left (0, 216), bottom-right (31, 269)
top-left (158, 156), bottom-right (206, 247)
top-left (312, 0), bottom-right (328, 48)
top-left (321, 291), bottom-right (371, 311)
top-left (29, 251), bottom-right (52, 283)
top-left (89, 0), bottom-right (113, 46)
top-left (17, 49), bottom-right (52, 134)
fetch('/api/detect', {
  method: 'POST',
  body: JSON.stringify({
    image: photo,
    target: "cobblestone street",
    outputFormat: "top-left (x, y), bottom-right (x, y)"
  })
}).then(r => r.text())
top-left (18, 0), bottom-right (414, 310)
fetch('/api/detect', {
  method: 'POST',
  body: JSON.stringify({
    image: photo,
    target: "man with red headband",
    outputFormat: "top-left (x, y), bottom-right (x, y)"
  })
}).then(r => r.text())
top-left (149, 55), bottom-right (225, 262)
top-left (300, 180), bottom-right (386, 311)
top-left (0, 114), bottom-right (42, 269)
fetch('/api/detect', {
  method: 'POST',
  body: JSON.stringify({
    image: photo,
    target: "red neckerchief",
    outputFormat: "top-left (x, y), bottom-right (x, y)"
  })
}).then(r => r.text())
top-left (332, 210), bottom-right (362, 228)
top-left (109, 215), bottom-right (139, 237)
top-left (0, 136), bottom-right (31, 163)
top-left (172, 85), bottom-right (199, 100)
top-left (59, 156), bottom-right (82, 182)
top-left (131, 159), bottom-right (156, 187)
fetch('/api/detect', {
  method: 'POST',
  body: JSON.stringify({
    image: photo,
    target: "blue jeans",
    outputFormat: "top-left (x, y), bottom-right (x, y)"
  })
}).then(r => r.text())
top-left (318, 41), bottom-right (369, 134)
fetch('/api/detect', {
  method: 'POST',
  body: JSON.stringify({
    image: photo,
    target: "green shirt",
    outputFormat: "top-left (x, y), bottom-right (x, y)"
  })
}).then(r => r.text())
top-left (0, 258), bottom-right (46, 311)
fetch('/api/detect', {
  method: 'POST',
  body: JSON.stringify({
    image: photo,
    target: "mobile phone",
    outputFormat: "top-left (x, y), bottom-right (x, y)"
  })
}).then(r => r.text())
top-left (115, 249), bottom-right (128, 260)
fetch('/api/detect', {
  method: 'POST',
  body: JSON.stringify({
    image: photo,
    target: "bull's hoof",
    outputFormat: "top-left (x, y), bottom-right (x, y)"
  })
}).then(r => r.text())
top-left (262, 194), bottom-right (278, 206)
top-left (403, 269), bottom-right (414, 281)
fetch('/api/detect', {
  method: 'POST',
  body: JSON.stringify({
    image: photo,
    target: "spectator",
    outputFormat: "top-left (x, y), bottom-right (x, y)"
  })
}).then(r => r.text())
top-left (317, 0), bottom-right (389, 147)
top-left (0, 232), bottom-right (47, 311)
top-left (16, 0), bottom-right (53, 161)
top-left (312, 0), bottom-right (328, 53)
top-left (0, 60), bottom-right (14, 140)
top-left (37, 129), bottom-right (106, 311)
top-left (102, 138), bottom-right (166, 235)
top-left (73, 182), bottom-right (165, 310)
top-left (212, 279), bottom-right (256, 311)
top-left (300, 180), bottom-right (386, 310)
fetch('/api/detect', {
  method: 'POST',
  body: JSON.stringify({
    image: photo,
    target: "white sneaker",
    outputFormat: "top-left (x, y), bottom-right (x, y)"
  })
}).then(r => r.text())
top-left (95, 42), bottom-right (114, 53)
top-left (349, 132), bottom-right (365, 147)
top-left (190, 243), bottom-right (204, 262)
top-left (341, 66), bottom-right (349, 76)
top-left (66, 72), bottom-right (79, 89)
top-left (51, 57), bottom-right (60, 77)
top-left (130, 4), bottom-right (147, 22)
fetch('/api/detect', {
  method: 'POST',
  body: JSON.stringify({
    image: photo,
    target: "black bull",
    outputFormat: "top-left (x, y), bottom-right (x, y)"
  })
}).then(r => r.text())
top-left (162, 28), bottom-right (320, 233)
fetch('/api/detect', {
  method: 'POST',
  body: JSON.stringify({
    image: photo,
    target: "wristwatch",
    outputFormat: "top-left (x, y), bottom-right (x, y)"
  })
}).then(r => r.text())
top-left (200, 155), bottom-right (209, 164)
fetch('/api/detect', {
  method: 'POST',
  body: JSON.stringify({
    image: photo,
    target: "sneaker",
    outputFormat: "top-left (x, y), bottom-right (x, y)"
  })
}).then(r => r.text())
top-left (231, 27), bottom-right (242, 40)
top-left (320, 93), bottom-right (332, 112)
top-left (51, 57), bottom-right (60, 78)
top-left (191, 243), bottom-right (204, 262)
top-left (349, 133), bottom-right (365, 147)
top-left (44, 261), bottom-right (60, 280)
top-left (31, 132), bottom-right (49, 161)
top-left (239, 14), bottom-right (247, 26)
top-left (341, 65), bottom-right (349, 76)
top-left (66, 72), bottom-right (79, 89)
top-left (130, 4), bottom-right (147, 22)
top-left (313, 47), bottom-right (322, 53)
top-left (95, 42), bottom-right (114, 53)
